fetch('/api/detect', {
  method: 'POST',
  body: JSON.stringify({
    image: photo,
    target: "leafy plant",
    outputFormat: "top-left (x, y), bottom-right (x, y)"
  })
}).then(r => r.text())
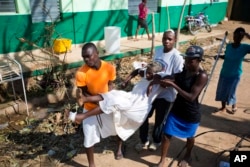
top-left (15, 4), bottom-right (73, 101)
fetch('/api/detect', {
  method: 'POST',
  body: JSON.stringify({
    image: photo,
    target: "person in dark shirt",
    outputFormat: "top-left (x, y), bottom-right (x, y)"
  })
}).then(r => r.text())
top-left (155, 45), bottom-right (208, 167)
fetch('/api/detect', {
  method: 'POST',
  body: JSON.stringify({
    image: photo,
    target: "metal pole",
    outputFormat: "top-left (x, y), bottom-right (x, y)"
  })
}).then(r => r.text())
top-left (200, 31), bottom-right (228, 104)
top-left (151, 12), bottom-right (155, 58)
top-left (176, 0), bottom-right (188, 49)
top-left (166, 3), bottom-right (170, 29)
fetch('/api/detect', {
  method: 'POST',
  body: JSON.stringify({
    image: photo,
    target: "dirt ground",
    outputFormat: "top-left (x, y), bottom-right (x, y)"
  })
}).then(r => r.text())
top-left (1, 21), bottom-right (250, 167)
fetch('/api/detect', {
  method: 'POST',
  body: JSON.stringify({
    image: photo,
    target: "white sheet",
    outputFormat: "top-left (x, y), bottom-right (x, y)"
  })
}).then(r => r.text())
top-left (99, 78), bottom-right (162, 141)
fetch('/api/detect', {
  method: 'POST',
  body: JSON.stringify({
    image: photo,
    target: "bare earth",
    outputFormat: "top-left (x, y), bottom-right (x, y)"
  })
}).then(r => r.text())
top-left (1, 21), bottom-right (250, 167)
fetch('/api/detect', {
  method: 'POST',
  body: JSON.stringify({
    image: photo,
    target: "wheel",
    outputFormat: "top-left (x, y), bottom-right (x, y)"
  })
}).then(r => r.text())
top-left (205, 24), bottom-right (212, 32)
top-left (188, 21), bottom-right (199, 35)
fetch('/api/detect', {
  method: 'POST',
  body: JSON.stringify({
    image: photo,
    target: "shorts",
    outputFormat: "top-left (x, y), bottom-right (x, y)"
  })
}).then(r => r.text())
top-left (82, 108), bottom-right (117, 148)
top-left (137, 18), bottom-right (148, 28)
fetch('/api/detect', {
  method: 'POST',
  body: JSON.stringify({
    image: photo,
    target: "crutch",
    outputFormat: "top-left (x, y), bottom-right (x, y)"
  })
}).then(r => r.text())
top-left (200, 31), bottom-right (228, 104)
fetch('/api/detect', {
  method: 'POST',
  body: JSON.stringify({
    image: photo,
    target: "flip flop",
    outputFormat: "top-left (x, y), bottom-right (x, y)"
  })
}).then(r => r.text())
top-left (115, 153), bottom-right (123, 160)
top-left (178, 157), bottom-right (192, 167)
top-left (214, 107), bottom-right (227, 113)
top-left (232, 107), bottom-right (237, 114)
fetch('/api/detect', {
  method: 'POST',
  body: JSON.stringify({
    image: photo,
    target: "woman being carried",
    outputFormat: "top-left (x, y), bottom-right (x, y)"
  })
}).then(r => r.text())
top-left (67, 62), bottom-right (166, 141)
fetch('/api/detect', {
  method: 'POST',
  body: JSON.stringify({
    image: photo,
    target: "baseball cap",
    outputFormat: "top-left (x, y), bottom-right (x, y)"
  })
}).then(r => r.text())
top-left (182, 45), bottom-right (204, 61)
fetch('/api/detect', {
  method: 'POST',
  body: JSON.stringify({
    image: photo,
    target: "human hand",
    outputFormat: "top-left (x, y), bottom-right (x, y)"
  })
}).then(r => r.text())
top-left (244, 32), bottom-right (250, 39)
top-left (120, 81), bottom-right (128, 89)
top-left (76, 88), bottom-right (82, 98)
top-left (213, 55), bottom-right (225, 60)
top-left (150, 74), bottom-right (161, 85)
top-left (146, 82), bottom-right (154, 96)
top-left (153, 74), bottom-right (161, 80)
top-left (76, 88), bottom-right (86, 107)
top-left (160, 79), bottom-right (173, 88)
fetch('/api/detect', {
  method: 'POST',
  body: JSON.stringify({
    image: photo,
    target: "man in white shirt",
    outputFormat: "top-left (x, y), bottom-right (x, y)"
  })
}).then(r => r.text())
top-left (135, 29), bottom-right (184, 151)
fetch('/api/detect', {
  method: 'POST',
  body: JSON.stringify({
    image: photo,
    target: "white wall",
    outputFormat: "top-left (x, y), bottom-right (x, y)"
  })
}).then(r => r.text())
top-left (61, 0), bottom-right (128, 13)
top-left (159, 0), bottom-right (228, 7)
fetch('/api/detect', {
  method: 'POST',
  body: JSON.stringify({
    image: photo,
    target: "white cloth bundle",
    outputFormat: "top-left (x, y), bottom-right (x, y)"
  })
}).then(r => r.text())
top-left (99, 78), bottom-right (162, 141)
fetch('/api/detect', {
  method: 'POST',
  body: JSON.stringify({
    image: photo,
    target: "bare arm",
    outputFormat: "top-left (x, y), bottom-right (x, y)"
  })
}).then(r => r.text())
top-left (70, 106), bottom-right (104, 124)
top-left (245, 32), bottom-right (250, 39)
top-left (108, 80), bottom-right (114, 91)
top-left (80, 106), bottom-right (103, 118)
top-left (146, 74), bottom-right (175, 96)
top-left (160, 72), bottom-right (208, 102)
top-left (151, 73), bottom-right (176, 85)
top-left (121, 69), bottom-right (140, 88)
top-left (76, 86), bottom-right (99, 107)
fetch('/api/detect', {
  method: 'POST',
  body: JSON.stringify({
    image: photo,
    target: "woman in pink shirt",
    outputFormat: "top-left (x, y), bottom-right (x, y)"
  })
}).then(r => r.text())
top-left (135, 0), bottom-right (151, 41)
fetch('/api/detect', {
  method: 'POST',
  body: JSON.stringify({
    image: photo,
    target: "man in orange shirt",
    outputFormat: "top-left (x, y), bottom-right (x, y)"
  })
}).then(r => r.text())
top-left (134, 0), bottom-right (152, 41)
top-left (75, 43), bottom-right (123, 167)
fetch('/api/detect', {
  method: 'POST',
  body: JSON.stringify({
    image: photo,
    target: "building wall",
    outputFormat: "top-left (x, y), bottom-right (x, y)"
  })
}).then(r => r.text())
top-left (158, 0), bottom-right (228, 32)
top-left (0, 0), bottom-right (227, 54)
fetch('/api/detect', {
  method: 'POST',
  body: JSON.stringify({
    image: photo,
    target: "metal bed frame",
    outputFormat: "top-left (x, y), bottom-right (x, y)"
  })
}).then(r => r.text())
top-left (0, 56), bottom-right (29, 115)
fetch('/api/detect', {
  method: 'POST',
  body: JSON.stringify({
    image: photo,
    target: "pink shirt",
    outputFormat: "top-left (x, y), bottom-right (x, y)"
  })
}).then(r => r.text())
top-left (139, 2), bottom-right (148, 19)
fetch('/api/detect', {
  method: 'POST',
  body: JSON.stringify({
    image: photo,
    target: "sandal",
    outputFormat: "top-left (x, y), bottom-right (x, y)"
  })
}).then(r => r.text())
top-left (214, 107), bottom-right (227, 113)
top-left (178, 157), bottom-right (192, 167)
top-left (232, 107), bottom-right (238, 114)
top-left (115, 153), bottom-right (123, 160)
top-left (178, 160), bottom-right (190, 167)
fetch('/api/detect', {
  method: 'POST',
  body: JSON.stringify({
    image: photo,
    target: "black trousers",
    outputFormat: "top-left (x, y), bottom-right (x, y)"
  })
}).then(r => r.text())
top-left (137, 18), bottom-right (148, 28)
top-left (139, 98), bottom-right (173, 144)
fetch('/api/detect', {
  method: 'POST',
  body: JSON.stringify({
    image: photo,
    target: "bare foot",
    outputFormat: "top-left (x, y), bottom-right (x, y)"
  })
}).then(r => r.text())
top-left (232, 107), bottom-right (237, 113)
top-left (134, 38), bottom-right (139, 41)
top-left (148, 37), bottom-right (152, 40)
top-left (227, 107), bottom-right (238, 115)
top-left (153, 161), bottom-right (165, 167)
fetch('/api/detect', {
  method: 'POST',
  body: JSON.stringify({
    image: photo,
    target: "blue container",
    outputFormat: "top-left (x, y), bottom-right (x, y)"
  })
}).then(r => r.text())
top-left (219, 161), bottom-right (230, 167)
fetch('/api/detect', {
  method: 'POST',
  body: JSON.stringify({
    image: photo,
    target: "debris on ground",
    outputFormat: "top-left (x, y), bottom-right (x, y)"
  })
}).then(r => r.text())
top-left (0, 38), bottom-right (223, 166)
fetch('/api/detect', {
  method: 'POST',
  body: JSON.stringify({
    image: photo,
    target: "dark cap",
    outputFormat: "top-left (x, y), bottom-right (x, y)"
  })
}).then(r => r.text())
top-left (182, 45), bottom-right (204, 61)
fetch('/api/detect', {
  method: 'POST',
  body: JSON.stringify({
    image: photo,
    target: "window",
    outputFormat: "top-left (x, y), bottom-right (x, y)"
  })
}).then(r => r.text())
top-left (128, 0), bottom-right (158, 15)
top-left (30, 0), bottom-right (60, 23)
top-left (0, 0), bottom-right (16, 12)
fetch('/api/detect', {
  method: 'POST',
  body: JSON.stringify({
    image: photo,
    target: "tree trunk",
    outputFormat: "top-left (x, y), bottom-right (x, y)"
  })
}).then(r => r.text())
top-left (176, 0), bottom-right (188, 49)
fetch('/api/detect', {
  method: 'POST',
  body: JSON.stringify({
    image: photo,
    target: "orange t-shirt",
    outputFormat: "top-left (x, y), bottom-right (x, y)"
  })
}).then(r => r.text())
top-left (75, 60), bottom-right (116, 111)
